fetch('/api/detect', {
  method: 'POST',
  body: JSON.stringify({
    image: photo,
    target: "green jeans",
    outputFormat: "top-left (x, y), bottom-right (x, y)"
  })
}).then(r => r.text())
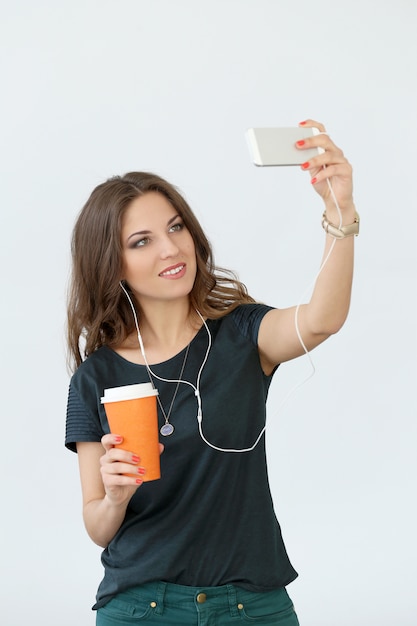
top-left (96, 581), bottom-right (300, 625)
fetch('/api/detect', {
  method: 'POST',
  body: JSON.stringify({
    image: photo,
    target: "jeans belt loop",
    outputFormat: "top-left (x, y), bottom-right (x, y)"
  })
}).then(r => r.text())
top-left (227, 584), bottom-right (239, 617)
top-left (155, 581), bottom-right (167, 615)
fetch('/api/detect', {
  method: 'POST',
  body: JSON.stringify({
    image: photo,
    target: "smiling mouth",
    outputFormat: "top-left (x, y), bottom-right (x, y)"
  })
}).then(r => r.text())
top-left (159, 264), bottom-right (185, 277)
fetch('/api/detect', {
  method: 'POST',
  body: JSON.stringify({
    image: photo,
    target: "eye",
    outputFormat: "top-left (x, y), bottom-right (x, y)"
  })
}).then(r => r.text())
top-left (169, 221), bottom-right (184, 233)
top-left (131, 236), bottom-right (150, 248)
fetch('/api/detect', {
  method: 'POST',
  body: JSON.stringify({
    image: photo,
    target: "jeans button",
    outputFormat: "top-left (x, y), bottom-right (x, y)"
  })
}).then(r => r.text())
top-left (196, 593), bottom-right (207, 603)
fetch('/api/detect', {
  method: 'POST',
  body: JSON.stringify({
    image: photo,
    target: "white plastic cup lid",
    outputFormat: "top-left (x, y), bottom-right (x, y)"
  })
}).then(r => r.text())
top-left (101, 382), bottom-right (158, 403)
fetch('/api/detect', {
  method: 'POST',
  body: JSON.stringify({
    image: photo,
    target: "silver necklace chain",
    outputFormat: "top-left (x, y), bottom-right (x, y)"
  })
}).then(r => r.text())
top-left (151, 343), bottom-right (190, 436)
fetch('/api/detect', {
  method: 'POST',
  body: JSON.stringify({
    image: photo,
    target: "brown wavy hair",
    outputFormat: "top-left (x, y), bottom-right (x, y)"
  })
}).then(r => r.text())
top-left (67, 171), bottom-right (255, 371)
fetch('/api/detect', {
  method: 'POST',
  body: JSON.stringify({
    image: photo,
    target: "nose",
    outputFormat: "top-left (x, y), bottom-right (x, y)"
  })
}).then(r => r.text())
top-left (159, 234), bottom-right (180, 259)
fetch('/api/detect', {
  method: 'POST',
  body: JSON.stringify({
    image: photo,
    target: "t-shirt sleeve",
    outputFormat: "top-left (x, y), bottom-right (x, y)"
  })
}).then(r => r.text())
top-left (230, 304), bottom-right (275, 346)
top-left (65, 382), bottom-right (104, 453)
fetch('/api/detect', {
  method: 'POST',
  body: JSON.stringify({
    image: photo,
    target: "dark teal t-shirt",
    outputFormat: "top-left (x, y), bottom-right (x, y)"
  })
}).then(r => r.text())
top-left (65, 304), bottom-right (298, 609)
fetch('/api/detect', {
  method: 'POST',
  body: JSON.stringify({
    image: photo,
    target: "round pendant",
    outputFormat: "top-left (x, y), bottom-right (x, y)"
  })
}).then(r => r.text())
top-left (160, 423), bottom-right (174, 436)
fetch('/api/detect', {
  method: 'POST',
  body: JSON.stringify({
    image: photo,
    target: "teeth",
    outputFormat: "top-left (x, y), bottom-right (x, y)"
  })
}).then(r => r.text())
top-left (161, 265), bottom-right (184, 276)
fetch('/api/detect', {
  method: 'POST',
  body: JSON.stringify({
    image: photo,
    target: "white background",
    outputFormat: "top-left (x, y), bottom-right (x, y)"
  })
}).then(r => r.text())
top-left (1, 1), bottom-right (416, 624)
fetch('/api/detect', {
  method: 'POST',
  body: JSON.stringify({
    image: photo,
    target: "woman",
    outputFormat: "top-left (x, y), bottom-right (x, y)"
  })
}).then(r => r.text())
top-left (65, 120), bottom-right (357, 625)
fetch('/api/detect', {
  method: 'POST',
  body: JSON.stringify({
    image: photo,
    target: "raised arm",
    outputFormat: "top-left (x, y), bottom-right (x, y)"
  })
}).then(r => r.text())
top-left (258, 119), bottom-right (357, 375)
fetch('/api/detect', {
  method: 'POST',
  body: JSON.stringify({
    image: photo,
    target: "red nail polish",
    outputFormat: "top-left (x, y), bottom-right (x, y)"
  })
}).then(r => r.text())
top-left (311, 177), bottom-right (317, 184)
top-left (137, 467), bottom-right (146, 475)
top-left (132, 454), bottom-right (140, 464)
top-left (301, 161), bottom-right (310, 169)
top-left (114, 436), bottom-right (123, 443)
top-left (136, 478), bottom-right (143, 485)
top-left (296, 140), bottom-right (305, 147)
top-left (299, 120), bottom-right (307, 126)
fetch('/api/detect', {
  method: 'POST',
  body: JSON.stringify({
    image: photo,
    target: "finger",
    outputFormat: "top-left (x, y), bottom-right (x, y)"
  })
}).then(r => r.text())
top-left (311, 162), bottom-right (353, 185)
top-left (103, 447), bottom-right (142, 466)
top-left (101, 433), bottom-right (123, 450)
top-left (300, 150), bottom-right (348, 173)
top-left (299, 119), bottom-right (326, 133)
top-left (297, 128), bottom-right (348, 163)
top-left (103, 472), bottom-right (144, 489)
top-left (296, 132), bottom-right (342, 155)
top-left (103, 460), bottom-right (146, 477)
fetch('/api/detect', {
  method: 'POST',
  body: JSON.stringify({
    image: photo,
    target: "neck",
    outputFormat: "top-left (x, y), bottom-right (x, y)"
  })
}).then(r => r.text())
top-left (139, 300), bottom-right (196, 345)
top-left (117, 287), bottom-right (203, 365)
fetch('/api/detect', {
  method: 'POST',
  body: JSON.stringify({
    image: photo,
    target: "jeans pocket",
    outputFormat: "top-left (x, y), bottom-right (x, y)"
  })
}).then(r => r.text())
top-left (237, 588), bottom-right (299, 625)
top-left (97, 594), bottom-right (154, 624)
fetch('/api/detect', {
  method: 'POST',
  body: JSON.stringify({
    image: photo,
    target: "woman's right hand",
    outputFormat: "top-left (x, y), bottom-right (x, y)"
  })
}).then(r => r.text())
top-left (100, 434), bottom-right (164, 506)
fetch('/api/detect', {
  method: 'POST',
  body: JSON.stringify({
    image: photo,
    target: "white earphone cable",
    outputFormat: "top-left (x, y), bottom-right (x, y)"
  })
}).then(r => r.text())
top-left (283, 175), bottom-right (342, 412)
top-left (119, 174), bottom-right (342, 452)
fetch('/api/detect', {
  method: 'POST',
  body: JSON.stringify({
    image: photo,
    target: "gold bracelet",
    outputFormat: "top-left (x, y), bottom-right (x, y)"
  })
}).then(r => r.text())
top-left (321, 211), bottom-right (360, 239)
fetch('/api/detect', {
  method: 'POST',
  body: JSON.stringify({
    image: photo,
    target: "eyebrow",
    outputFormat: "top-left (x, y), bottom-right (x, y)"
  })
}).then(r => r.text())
top-left (126, 214), bottom-right (180, 242)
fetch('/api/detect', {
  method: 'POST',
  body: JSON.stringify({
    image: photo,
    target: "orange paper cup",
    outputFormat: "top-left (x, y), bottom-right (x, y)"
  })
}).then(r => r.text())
top-left (101, 383), bottom-right (160, 481)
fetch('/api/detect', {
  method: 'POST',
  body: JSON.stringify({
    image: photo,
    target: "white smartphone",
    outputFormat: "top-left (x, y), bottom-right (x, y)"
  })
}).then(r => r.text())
top-left (246, 126), bottom-right (323, 166)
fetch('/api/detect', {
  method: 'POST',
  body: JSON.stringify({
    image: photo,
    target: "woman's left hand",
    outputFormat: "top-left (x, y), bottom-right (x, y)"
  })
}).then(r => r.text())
top-left (296, 119), bottom-right (354, 212)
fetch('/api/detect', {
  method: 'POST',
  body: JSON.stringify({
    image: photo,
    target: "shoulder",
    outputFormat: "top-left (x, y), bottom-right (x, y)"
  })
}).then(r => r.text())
top-left (71, 345), bottom-right (110, 377)
top-left (228, 304), bottom-right (276, 345)
top-left (70, 346), bottom-right (121, 394)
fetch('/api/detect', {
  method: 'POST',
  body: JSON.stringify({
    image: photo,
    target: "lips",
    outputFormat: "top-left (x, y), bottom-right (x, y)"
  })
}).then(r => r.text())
top-left (159, 263), bottom-right (186, 277)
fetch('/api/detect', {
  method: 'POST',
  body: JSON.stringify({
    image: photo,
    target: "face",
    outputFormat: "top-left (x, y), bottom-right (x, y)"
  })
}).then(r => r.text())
top-left (121, 191), bottom-right (197, 307)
